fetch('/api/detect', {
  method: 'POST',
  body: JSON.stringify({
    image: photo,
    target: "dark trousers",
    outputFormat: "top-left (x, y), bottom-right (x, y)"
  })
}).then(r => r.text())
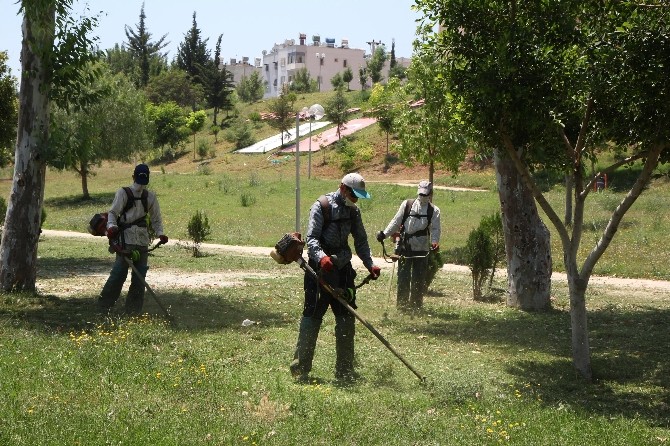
top-left (293, 259), bottom-right (357, 377)
top-left (397, 255), bottom-right (428, 310)
top-left (98, 244), bottom-right (149, 315)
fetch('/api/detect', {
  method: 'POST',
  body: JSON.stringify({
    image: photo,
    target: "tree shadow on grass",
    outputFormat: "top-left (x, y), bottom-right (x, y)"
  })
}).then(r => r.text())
top-left (413, 304), bottom-right (670, 428)
top-left (44, 192), bottom-right (115, 209)
top-left (0, 288), bottom-right (290, 334)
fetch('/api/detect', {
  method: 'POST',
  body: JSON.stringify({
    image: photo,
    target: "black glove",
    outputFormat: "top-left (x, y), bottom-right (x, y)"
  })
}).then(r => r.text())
top-left (376, 230), bottom-right (386, 243)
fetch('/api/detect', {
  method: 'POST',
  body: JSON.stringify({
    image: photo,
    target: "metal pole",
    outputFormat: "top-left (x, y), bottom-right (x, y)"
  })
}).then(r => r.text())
top-left (295, 113), bottom-right (301, 233)
top-left (308, 118), bottom-right (312, 179)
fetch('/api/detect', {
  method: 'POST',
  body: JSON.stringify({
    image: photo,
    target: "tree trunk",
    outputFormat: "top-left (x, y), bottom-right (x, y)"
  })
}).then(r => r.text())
top-left (564, 173), bottom-right (573, 227)
top-left (80, 161), bottom-right (90, 199)
top-left (494, 149), bottom-right (552, 310)
top-left (566, 260), bottom-right (592, 381)
top-left (0, 6), bottom-right (54, 292)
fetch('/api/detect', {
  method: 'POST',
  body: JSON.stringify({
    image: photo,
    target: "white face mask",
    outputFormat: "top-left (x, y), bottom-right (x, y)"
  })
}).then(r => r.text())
top-left (418, 195), bottom-right (431, 204)
top-left (345, 196), bottom-right (357, 207)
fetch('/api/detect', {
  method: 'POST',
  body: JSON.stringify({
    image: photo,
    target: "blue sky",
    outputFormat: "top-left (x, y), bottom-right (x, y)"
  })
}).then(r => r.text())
top-left (1, 0), bottom-right (423, 78)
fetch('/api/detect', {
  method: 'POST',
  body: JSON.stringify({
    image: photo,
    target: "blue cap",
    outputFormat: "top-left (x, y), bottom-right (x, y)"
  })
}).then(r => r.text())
top-left (134, 163), bottom-right (150, 185)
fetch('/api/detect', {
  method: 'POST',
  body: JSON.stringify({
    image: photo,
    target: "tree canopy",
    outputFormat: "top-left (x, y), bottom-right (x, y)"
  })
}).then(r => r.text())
top-left (50, 64), bottom-right (150, 198)
top-left (416, 0), bottom-right (670, 381)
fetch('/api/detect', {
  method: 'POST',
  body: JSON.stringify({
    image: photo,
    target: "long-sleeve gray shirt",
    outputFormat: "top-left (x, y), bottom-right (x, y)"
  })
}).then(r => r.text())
top-left (382, 198), bottom-right (441, 252)
top-left (306, 190), bottom-right (374, 270)
top-left (106, 183), bottom-right (164, 246)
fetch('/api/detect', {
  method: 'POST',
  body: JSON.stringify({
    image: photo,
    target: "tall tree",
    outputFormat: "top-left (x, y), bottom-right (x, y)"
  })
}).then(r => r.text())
top-left (394, 44), bottom-right (466, 183)
top-left (50, 64), bottom-right (150, 198)
top-left (419, 0), bottom-right (670, 381)
top-left (176, 12), bottom-right (209, 84)
top-left (0, 51), bottom-right (17, 167)
top-left (198, 34), bottom-right (234, 126)
top-left (267, 85), bottom-right (296, 146)
top-left (367, 78), bottom-right (405, 159)
top-left (324, 87), bottom-right (350, 140)
top-left (1, 0), bottom-right (99, 292)
top-left (367, 45), bottom-right (387, 85)
top-left (124, 2), bottom-right (169, 87)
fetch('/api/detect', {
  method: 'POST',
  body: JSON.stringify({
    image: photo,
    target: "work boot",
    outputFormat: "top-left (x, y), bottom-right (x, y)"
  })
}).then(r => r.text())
top-left (334, 314), bottom-right (357, 381)
top-left (290, 317), bottom-right (321, 381)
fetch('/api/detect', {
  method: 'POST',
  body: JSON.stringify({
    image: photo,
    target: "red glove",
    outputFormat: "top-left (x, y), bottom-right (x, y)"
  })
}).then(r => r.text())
top-left (431, 242), bottom-right (439, 251)
top-left (106, 226), bottom-right (119, 240)
top-left (159, 235), bottom-right (169, 244)
top-left (319, 256), bottom-right (334, 272)
top-left (368, 265), bottom-right (381, 280)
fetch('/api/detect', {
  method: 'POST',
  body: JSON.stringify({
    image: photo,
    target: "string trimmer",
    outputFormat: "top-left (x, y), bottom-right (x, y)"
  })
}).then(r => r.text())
top-left (270, 232), bottom-right (426, 383)
top-left (109, 239), bottom-right (172, 321)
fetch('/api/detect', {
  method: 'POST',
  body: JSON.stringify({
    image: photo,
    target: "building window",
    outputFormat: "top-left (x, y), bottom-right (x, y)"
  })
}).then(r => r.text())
top-left (343, 59), bottom-right (347, 68)
top-left (320, 57), bottom-right (324, 66)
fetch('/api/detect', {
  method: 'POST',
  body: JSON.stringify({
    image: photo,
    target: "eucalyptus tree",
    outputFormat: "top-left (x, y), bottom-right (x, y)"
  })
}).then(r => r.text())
top-left (417, 0), bottom-right (670, 381)
top-left (1, 0), bottom-right (100, 292)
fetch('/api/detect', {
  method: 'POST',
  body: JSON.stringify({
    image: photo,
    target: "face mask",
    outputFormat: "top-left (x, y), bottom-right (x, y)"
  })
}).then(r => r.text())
top-left (418, 195), bottom-right (430, 204)
top-left (345, 196), bottom-right (357, 207)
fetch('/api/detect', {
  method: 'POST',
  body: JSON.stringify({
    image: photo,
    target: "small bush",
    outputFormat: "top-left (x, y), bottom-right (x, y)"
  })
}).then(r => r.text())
top-left (464, 227), bottom-right (493, 301)
top-left (187, 210), bottom-right (211, 257)
top-left (240, 193), bottom-right (256, 207)
top-left (197, 140), bottom-right (210, 159)
top-left (197, 162), bottom-right (212, 175)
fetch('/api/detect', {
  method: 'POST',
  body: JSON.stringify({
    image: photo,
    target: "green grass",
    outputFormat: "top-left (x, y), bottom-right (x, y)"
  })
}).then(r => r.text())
top-left (1, 236), bottom-right (669, 445)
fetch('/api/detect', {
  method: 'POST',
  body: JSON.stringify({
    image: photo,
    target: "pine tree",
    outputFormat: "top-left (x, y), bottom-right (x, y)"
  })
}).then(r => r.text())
top-left (198, 35), bottom-right (235, 125)
top-left (124, 2), bottom-right (168, 87)
top-left (176, 12), bottom-right (210, 83)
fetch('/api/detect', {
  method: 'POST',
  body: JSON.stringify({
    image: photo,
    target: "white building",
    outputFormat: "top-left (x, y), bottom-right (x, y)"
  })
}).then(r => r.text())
top-left (261, 33), bottom-right (366, 98)
top-left (222, 57), bottom-right (262, 86)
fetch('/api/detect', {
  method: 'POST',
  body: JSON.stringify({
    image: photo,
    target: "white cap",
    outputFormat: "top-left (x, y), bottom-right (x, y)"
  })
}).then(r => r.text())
top-left (418, 180), bottom-right (433, 195)
top-left (341, 173), bottom-right (370, 199)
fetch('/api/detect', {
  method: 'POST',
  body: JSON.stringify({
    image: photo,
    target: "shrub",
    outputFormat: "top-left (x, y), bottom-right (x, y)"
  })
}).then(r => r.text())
top-left (464, 227), bottom-right (493, 301)
top-left (187, 210), bottom-right (211, 257)
top-left (197, 140), bottom-right (210, 159)
top-left (240, 192), bottom-right (256, 207)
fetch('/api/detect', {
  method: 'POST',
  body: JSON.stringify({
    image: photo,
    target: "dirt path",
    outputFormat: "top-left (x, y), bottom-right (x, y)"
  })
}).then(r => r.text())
top-left (39, 230), bottom-right (670, 292)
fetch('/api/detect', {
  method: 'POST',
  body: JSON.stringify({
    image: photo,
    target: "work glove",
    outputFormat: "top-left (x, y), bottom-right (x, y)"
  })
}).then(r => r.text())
top-left (431, 242), bottom-right (439, 251)
top-left (368, 265), bottom-right (381, 280)
top-left (159, 235), bottom-right (169, 244)
top-left (319, 255), bottom-right (334, 272)
top-left (376, 230), bottom-right (386, 243)
top-left (106, 226), bottom-right (119, 240)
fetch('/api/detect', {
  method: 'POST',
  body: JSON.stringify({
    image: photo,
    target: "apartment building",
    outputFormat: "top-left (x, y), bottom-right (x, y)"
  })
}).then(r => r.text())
top-left (261, 33), bottom-right (366, 98)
